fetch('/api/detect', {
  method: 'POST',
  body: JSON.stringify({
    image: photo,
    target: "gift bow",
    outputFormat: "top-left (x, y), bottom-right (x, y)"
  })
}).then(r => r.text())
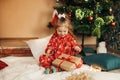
top-left (61, 56), bottom-right (73, 62)
top-left (58, 13), bottom-right (65, 19)
top-left (58, 56), bottom-right (82, 69)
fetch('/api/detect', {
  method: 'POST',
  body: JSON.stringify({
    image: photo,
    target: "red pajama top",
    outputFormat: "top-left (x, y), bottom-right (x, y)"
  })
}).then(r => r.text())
top-left (45, 32), bottom-right (82, 58)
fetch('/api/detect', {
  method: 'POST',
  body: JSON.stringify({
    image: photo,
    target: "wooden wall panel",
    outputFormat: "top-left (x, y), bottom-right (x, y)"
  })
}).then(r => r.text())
top-left (0, 0), bottom-right (55, 38)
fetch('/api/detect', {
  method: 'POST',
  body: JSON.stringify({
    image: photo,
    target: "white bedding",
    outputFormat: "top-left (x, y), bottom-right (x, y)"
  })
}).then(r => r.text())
top-left (0, 56), bottom-right (120, 80)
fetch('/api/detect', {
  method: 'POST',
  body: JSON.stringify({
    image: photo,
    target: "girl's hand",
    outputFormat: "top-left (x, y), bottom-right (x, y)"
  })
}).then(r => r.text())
top-left (74, 46), bottom-right (81, 52)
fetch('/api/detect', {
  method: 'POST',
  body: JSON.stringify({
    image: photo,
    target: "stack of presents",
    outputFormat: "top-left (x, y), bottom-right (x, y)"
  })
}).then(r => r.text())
top-left (40, 53), bottom-right (83, 74)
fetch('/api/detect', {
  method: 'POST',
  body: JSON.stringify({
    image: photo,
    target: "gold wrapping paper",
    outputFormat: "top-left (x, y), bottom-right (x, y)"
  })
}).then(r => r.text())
top-left (52, 54), bottom-right (83, 71)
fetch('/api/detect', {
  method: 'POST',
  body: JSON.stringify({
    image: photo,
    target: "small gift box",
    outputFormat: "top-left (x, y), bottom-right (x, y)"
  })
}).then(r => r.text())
top-left (52, 54), bottom-right (83, 71)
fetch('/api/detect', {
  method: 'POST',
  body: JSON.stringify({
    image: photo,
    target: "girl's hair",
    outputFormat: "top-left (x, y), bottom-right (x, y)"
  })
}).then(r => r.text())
top-left (55, 16), bottom-right (74, 35)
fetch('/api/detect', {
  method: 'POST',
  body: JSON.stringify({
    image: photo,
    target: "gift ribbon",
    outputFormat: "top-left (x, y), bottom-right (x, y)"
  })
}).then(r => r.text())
top-left (58, 55), bottom-right (82, 69)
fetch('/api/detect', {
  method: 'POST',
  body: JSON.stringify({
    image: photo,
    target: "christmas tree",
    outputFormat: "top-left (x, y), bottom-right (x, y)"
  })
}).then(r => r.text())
top-left (102, 0), bottom-right (120, 50)
top-left (48, 0), bottom-right (120, 52)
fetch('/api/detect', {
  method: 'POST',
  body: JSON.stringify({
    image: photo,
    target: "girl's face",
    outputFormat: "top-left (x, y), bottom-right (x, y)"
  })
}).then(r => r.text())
top-left (56, 26), bottom-right (68, 37)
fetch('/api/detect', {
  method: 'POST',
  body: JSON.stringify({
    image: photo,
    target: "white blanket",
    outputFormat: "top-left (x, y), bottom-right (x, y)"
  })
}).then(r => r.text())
top-left (0, 56), bottom-right (120, 80)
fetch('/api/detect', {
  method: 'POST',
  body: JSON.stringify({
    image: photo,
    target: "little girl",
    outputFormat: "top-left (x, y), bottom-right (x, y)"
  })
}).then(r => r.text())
top-left (45, 17), bottom-right (82, 58)
top-left (40, 16), bottom-right (82, 73)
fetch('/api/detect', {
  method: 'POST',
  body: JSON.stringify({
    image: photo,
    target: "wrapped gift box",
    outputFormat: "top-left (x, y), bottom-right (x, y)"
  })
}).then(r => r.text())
top-left (52, 54), bottom-right (83, 71)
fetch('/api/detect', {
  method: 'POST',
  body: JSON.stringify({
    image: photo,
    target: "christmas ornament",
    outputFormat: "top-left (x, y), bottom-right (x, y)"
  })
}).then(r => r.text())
top-left (94, 17), bottom-right (104, 27)
top-left (109, 7), bottom-right (112, 14)
top-left (75, 9), bottom-right (84, 20)
top-left (111, 22), bottom-right (116, 26)
top-left (105, 16), bottom-right (114, 25)
top-left (83, 8), bottom-right (93, 17)
top-left (88, 16), bottom-right (93, 21)
top-left (67, 13), bottom-right (72, 18)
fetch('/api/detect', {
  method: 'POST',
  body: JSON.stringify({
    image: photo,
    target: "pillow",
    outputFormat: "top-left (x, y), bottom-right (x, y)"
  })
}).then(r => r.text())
top-left (26, 35), bottom-right (52, 62)
top-left (83, 53), bottom-right (120, 71)
top-left (0, 60), bottom-right (8, 70)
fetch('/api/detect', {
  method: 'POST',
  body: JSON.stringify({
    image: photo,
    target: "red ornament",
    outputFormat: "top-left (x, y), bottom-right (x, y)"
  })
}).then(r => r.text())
top-left (111, 22), bottom-right (116, 26)
top-left (67, 13), bottom-right (72, 18)
top-left (88, 16), bottom-right (93, 21)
